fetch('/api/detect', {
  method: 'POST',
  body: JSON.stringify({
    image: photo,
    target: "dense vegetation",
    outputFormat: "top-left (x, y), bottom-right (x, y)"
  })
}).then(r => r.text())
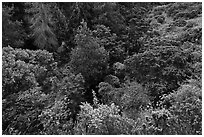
top-left (2, 2), bottom-right (202, 135)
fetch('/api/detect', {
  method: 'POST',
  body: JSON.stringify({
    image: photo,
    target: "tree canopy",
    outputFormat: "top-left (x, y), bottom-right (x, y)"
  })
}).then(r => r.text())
top-left (2, 2), bottom-right (202, 135)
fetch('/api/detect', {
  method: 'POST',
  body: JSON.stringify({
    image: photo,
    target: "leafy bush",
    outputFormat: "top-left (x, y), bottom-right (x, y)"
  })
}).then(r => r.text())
top-left (98, 82), bottom-right (114, 104)
top-left (112, 62), bottom-right (126, 80)
top-left (124, 45), bottom-right (194, 105)
top-left (2, 46), bottom-right (57, 97)
top-left (98, 81), bottom-right (149, 119)
top-left (39, 96), bottom-right (74, 135)
top-left (104, 75), bottom-right (120, 87)
top-left (55, 72), bottom-right (85, 118)
top-left (138, 108), bottom-right (173, 135)
top-left (2, 46), bottom-right (59, 134)
top-left (137, 81), bottom-right (202, 135)
top-left (2, 46), bottom-right (58, 97)
top-left (37, 67), bottom-right (86, 134)
top-left (2, 87), bottom-right (47, 134)
top-left (120, 82), bottom-right (149, 112)
top-left (161, 81), bottom-right (202, 134)
top-left (75, 102), bottom-right (137, 135)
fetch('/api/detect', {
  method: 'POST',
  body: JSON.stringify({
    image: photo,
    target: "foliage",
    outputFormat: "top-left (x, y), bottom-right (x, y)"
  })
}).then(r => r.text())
top-left (2, 87), bottom-right (47, 134)
top-left (120, 82), bottom-right (149, 112)
top-left (162, 81), bottom-right (202, 134)
top-left (166, 2), bottom-right (202, 19)
top-left (124, 38), bottom-right (202, 106)
top-left (55, 72), bottom-right (85, 120)
top-left (75, 101), bottom-right (137, 135)
top-left (98, 82), bottom-right (114, 104)
top-left (2, 2), bottom-right (202, 135)
top-left (104, 75), bottom-right (120, 87)
top-left (2, 46), bottom-right (57, 97)
top-left (2, 4), bottom-right (26, 48)
top-left (70, 20), bottom-right (109, 85)
top-left (39, 97), bottom-right (74, 135)
top-left (26, 2), bottom-right (58, 52)
top-left (98, 81), bottom-right (149, 119)
top-left (92, 24), bottom-right (126, 65)
top-left (139, 81), bottom-right (202, 135)
top-left (2, 46), bottom-right (57, 134)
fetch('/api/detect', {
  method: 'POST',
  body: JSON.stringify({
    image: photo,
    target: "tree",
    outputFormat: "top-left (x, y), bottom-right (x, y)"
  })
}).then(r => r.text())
top-left (2, 4), bottom-right (26, 48)
top-left (124, 45), bottom-right (193, 106)
top-left (70, 20), bottom-right (109, 86)
top-left (2, 46), bottom-right (58, 134)
top-left (26, 2), bottom-right (58, 52)
top-left (75, 101), bottom-right (136, 135)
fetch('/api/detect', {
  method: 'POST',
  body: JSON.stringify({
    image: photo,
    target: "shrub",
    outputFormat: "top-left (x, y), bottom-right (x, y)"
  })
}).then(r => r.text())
top-left (161, 82), bottom-right (202, 134)
top-left (2, 87), bottom-right (48, 134)
top-left (39, 97), bottom-right (75, 135)
top-left (104, 75), bottom-right (120, 87)
top-left (124, 44), bottom-right (196, 105)
top-left (2, 46), bottom-right (58, 134)
top-left (56, 73), bottom-right (85, 118)
top-left (98, 82), bottom-right (114, 104)
top-left (138, 81), bottom-right (202, 135)
top-left (2, 46), bottom-right (57, 98)
top-left (120, 82), bottom-right (149, 112)
top-left (75, 102), bottom-right (137, 135)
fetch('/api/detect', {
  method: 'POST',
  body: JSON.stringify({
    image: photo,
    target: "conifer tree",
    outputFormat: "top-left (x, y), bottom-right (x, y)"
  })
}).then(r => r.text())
top-left (26, 2), bottom-right (58, 52)
top-left (2, 4), bottom-right (26, 48)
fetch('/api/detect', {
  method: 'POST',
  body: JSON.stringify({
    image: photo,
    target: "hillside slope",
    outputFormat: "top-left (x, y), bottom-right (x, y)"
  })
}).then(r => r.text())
top-left (148, 2), bottom-right (202, 44)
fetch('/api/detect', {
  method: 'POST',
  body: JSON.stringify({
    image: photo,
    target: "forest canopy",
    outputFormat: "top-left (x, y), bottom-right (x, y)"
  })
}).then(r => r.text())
top-left (2, 2), bottom-right (202, 135)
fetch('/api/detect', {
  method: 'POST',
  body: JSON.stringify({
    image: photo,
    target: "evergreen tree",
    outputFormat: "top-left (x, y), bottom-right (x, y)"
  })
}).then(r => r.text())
top-left (70, 20), bottom-right (108, 86)
top-left (2, 4), bottom-right (26, 48)
top-left (26, 2), bottom-right (58, 52)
